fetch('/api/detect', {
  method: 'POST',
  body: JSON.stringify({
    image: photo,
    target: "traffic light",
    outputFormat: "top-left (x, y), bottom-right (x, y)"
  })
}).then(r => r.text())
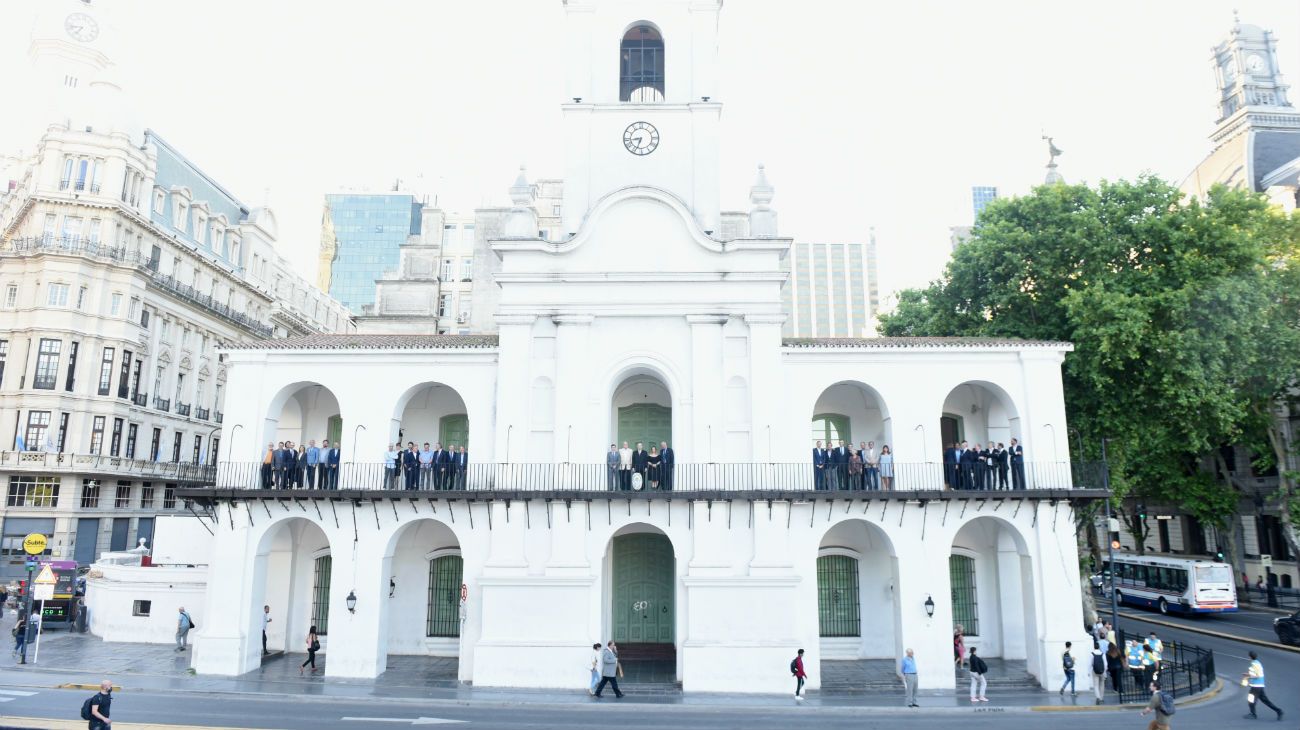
top-left (1137, 503), bottom-right (1147, 521)
top-left (1215, 551), bottom-right (1225, 562)
top-left (16, 580), bottom-right (25, 597)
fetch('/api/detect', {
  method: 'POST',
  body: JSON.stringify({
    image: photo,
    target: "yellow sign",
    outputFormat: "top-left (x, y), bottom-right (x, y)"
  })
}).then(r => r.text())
top-left (22, 533), bottom-right (47, 555)
top-left (34, 565), bottom-right (56, 585)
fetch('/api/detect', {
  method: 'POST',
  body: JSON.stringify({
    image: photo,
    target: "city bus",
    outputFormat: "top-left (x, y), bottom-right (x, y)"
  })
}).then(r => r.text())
top-left (1103, 555), bottom-right (1237, 615)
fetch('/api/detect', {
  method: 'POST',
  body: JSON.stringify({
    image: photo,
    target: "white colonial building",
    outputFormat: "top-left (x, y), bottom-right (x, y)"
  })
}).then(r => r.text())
top-left (170, 0), bottom-right (1101, 695)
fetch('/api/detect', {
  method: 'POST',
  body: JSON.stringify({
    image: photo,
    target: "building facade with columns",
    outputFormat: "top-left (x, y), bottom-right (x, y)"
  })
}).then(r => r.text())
top-left (182, 0), bottom-right (1098, 694)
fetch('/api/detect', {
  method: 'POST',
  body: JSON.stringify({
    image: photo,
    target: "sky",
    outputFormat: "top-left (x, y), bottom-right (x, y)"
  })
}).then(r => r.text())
top-left (2, 0), bottom-right (1298, 305)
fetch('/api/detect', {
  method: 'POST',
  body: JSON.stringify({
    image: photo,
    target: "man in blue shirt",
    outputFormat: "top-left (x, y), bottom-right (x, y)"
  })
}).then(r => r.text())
top-left (305, 440), bottom-right (320, 489)
top-left (322, 440), bottom-right (340, 489)
top-left (899, 648), bottom-right (919, 707)
top-left (419, 443), bottom-right (434, 489)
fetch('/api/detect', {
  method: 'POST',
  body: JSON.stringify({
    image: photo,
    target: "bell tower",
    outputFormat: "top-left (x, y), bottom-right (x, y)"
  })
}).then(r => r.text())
top-left (26, 0), bottom-right (114, 130)
top-left (560, 0), bottom-right (723, 236)
top-left (1212, 16), bottom-right (1293, 125)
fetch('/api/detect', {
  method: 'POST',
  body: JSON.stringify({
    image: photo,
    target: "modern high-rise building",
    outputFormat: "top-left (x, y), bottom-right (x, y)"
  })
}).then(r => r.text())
top-left (971, 186), bottom-right (998, 218)
top-left (780, 235), bottom-right (880, 338)
top-left (319, 194), bottom-right (425, 314)
top-left (0, 0), bottom-right (353, 582)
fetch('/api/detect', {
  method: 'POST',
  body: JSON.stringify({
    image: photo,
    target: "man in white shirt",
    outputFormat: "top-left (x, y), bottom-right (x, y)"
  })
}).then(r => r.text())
top-left (262, 605), bottom-right (272, 655)
top-left (618, 442), bottom-right (633, 491)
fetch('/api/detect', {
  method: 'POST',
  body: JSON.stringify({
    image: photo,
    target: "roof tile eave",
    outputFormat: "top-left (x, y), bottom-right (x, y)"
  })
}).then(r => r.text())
top-left (781, 336), bottom-right (1072, 349)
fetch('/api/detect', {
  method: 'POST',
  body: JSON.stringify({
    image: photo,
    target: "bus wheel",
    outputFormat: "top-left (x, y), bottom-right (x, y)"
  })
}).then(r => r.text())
top-left (1158, 598), bottom-right (1169, 615)
top-left (1114, 590), bottom-right (1123, 607)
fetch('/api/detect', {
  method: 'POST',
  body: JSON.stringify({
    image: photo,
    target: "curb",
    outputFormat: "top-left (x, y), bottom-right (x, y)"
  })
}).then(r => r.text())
top-left (1029, 678), bottom-right (1224, 712)
top-left (1100, 609), bottom-right (1300, 654)
top-left (56, 682), bottom-right (122, 691)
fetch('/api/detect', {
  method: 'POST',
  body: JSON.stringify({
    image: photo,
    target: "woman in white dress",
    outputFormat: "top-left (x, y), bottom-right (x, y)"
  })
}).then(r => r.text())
top-left (879, 445), bottom-right (894, 490)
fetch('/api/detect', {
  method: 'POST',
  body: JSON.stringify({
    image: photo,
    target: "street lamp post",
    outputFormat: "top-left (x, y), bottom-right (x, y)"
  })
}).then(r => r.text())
top-left (1101, 438), bottom-right (1119, 639)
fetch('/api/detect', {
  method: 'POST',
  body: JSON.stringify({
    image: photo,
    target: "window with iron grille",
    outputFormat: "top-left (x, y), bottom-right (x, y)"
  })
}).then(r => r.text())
top-left (312, 555), bottom-right (332, 635)
top-left (97, 347), bottom-right (114, 395)
top-left (114, 482), bottom-right (131, 509)
top-left (163, 484), bottom-right (176, 509)
top-left (7, 476), bottom-right (60, 507)
top-left (34, 338), bottom-right (61, 389)
top-left (81, 479), bottom-right (100, 508)
top-left (619, 25), bottom-right (665, 102)
top-left (89, 416), bottom-right (105, 454)
top-left (950, 554), bottom-right (979, 636)
top-left (140, 482), bottom-right (154, 508)
top-left (110, 418), bottom-right (123, 456)
top-left (426, 555), bottom-right (463, 637)
top-left (816, 554), bottom-right (861, 637)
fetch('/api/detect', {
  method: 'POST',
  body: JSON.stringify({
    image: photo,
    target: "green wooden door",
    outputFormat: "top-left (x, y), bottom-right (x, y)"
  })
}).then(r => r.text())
top-left (439, 414), bottom-right (469, 450)
top-left (617, 404), bottom-right (671, 449)
top-left (612, 533), bottom-right (674, 644)
top-left (817, 555), bottom-right (861, 636)
top-left (326, 416), bottom-right (343, 446)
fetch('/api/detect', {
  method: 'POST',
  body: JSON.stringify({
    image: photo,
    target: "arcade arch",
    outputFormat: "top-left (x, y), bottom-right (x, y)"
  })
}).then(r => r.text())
top-left (249, 518), bottom-right (334, 667)
top-left (381, 518), bottom-right (465, 661)
top-left (949, 517), bottom-right (1038, 678)
top-left (263, 382), bottom-right (341, 457)
top-left (392, 382), bottom-right (471, 452)
top-left (816, 519), bottom-right (900, 659)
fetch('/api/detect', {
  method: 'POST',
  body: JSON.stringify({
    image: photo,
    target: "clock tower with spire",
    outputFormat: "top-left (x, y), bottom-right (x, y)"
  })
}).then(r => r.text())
top-left (22, 0), bottom-right (131, 142)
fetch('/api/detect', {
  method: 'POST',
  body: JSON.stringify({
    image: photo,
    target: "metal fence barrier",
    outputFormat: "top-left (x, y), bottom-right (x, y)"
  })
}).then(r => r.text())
top-left (1114, 628), bottom-right (1216, 704)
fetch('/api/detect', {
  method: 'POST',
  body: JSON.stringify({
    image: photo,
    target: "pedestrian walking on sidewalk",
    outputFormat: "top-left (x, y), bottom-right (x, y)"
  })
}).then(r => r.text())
top-left (1091, 640), bottom-right (1107, 704)
top-left (83, 679), bottom-right (113, 730)
top-left (175, 607), bottom-right (194, 651)
top-left (792, 648), bottom-right (807, 700)
top-left (899, 647), bottom-right (919, 708)
top-left (1139, 680), bottom-right (1174, 730)
top-left (1240, 651), bottom-right (1283, 721)
top-left (968, 646), bottom-right (989, 702)
top-left (11, 614), bottom-right (26, 657)
top-left (593, 640), bottom-right (624, 698)
top-left (262, 605), bottom-right (272, 655)
top-left (1059, 641), bottom-right (1077, 696)
top-left (1106, 643), bottom-right (1123, 694)
top-left (953, 625), bottom-right (967, 668)
top-left (588, 642), bottom-right (601, 695)
top-left (300, 625), bottom-right (320, 675)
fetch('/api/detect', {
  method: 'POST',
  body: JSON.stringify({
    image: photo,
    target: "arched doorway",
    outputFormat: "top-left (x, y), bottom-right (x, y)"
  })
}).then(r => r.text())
top-left (940, 382), bottom-right (1021, 490)
top-left (620, 24), bottom-right (665, 103)
top-left (604, 524), bottom-right (677, 681)
top-left (950, 517), bottom-right (1040, 685)
top-left (811, 382), bottom-right (891, 490)
top-left (250, 518), bottom-right (333, 671)
top-left (259, 382), bottom-right (342, 488)
top-left (392, 383), bottom-right (470, 490)
top-left (612, 371), bottom-right (672, 453)
top-left (380, 518), bottom-right (464, 680)
top-left (817, 520), bottom-right (900, 659)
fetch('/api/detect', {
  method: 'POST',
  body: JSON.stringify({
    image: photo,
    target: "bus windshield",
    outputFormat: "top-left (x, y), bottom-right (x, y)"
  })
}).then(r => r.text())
top-left (1194, 564), bottom-right (1233, 586)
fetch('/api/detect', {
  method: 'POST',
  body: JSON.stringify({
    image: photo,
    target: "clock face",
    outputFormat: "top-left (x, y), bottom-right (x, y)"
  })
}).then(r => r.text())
top-left (64, 12), bottom-right (99, 43)
top-left (1246, 54), bottom-right (1266, 74)
top-left (623, 122), bottom-right (660, 156)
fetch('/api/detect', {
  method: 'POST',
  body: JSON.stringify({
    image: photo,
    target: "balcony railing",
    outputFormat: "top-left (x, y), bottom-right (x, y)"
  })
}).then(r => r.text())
top-left (214, 411), bottom-right (224, 424)
top-left (211, 460), bottom-right (1105, 493)
top-left (132, 392), bottom-right (148, 407)
top-left (3, 238), bottom-right (275, 338)
top-left (57, 180), bottom-right (101, 194)
top-left (176, 403), bottom-right (191, 417)
top-left (195, 407), bottom-right (210, 421)
top-left (154, 396), bottom-right (170, 412)
top-left (0, 451), bottom-right (215, 483)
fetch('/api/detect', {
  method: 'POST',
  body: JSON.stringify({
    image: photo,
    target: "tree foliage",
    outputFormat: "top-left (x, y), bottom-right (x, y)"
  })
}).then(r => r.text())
top-left (880, 178), bottom-right (1300, 557)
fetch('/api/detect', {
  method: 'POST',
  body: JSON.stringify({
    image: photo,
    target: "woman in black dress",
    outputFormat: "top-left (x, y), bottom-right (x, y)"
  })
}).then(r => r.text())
top-left (646, 447), bottom-right (662, 489)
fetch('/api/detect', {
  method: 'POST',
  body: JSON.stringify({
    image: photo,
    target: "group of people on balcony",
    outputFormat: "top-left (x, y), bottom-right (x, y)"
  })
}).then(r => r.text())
top-left (262, 440), bottom-right (341, 489)
top-left (811, 441), bottom-right (895, 490)
top-left (385, 442), bottom-right (469, 490)
top-left (606, 441), bottom-right (675, 491)
top-left (943, 439), bottom-right (1024, 490)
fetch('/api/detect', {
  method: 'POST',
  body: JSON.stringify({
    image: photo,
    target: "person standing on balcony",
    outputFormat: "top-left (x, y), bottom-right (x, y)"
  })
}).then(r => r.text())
top-left (943, 442), bottom-right (957, 489)
top-left (419, 442), bottom-right (434, 489)
top-left (880, 445), bottom-right (894, 490)
top-left (262, 443), bottom-right (275, 488)
top-left (323, 440), bottom-right (339, 489)
top-left (293, 444), bottom-right (306, 488)
top-left (646, 446), bottom-right (662, 489)
top-left (812, 440), bottom-right (827, 490)
top-left (606, 445), bottom-right (620, 491)
top-left (403, 442), bottom-right (420, 490)
top-left (618, 442), bottom-right (633, 490)
top-left (632, 442), bottom-right (648, 490)
top-left (847, 448), bottom-right (863, 491)
top-left (864, 441), bottom-right (879, 490)
top-left (305, 440), bottom-right (320, 488)
top-left (994, 442), bottom-right (1009, 489)
top-left (1009, 438), bottom-right (1025, 489)
top-left (454, 445), bottom-right (468, 488)
top-left (433, 442), bottom-right (450, 490)
top-left (659, 441), bottom-right (674, 491)
top-left (384, 444), bottom-right (400, 489)
top-left (960, 442), bottom-right (977, 490)
top-left (829, 440), bottom-right (849, 490)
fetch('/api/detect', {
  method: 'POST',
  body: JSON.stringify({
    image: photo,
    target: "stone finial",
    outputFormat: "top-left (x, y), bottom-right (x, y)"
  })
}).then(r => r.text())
top-left (748, 164), bottom-right (778, 237)
top-left (503, 165), bottom-right (539, 238)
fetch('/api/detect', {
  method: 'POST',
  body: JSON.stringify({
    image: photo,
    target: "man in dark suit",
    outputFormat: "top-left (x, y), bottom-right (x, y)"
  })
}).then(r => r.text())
top-left (262, 443), bottom-right (275, 489)
top-left (829, 440), bottom-right (849, 490)
top-left (659, 441), bottom-right (674, 491)
top-left (1009, 438), bottom-right (1025, 489)
top-left (430, 442), bottom-right (447, 489)
top-left (454, 445), bottom-right (468, 488)
top-left (812, 440), bottom-right (827, 490)
top-left (632, 442), bottom-right (649, 489)
top-left (959, 442), bottom-right (977, 490)
top-left (272, 441), bottom-right (288, 488)
top-left (322, 440), bottom-right (340, 489)
top-left (943, 442), bottom-right (957, 489)
top-left (402, 441), bottom-right (420, 490)
top-left (976, 442), bottom-right (991, 490)
top-left (994, 443), bottom-right (1009, 489)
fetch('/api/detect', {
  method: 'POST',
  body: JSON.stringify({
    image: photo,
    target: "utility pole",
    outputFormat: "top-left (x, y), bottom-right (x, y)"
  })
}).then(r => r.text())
top-left (1101, 438), bottom-right (1119, 639)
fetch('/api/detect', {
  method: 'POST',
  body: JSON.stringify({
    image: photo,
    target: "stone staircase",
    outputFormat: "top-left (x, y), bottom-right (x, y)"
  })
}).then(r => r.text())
top-left (820, 658), bottom-right (1042, 695)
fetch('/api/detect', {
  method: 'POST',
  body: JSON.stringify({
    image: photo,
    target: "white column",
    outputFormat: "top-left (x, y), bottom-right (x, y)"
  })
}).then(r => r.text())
top-left (493, 314), bottom-right (536, 464)
top-left (687, 315), bottom-right (726, 462)
top-left (324, 531), bottom-right (388, 678)
top-left (744, 314), bottom-right (785, 463)
top-left (193, 504), bottom-right (258, 675)
top-left (553, 314), bottom-right (594, 464)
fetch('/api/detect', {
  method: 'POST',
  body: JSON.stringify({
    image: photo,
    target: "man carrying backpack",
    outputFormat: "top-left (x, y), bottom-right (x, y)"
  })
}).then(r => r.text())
top-left (791, 648), bottom-right (807, 700)
top-left (1058, 641), bottom-right (1077, 696)
top-left (967, 646), bottom-right (989, 703)
top-left (1138, 680), bottom-right (1175, 729)
top-left (1090, 640), bottom-right (1107, 704)
top-left (81, 680), bottom-right (113, 729)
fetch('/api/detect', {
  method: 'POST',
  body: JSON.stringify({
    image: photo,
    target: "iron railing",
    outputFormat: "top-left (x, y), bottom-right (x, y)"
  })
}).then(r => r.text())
top-left (212, 460), bottom-right (1103, 492)
top-left (154, 396), bottom-right (170, 413)
top-left (1114, 628), bottom-right (1215, 704)
top-left (195, 407), bottom-right (210, 421)
top-left (0, 451), bottom-right (215, 482)
top-left (1240, 584), bottom-right (1300, 610)
top-left (176, 403), bottom-right (191, 417)
top-left (131, 392), bottom-right (149, 407)
top-left (214, 411), bottom-right (224, 424)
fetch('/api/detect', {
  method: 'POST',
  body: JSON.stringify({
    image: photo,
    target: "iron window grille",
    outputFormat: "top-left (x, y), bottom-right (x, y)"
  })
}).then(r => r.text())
top-left (6, 476), bottom-right (60, 507)
top-left (426, 555), bottom-right (463, 638)
top-left (949, 554), bottom-right (979, 636)
top-left (816, 554), bottom-right (861, 637)
top-left (312, 555), bottom-right (332, 635)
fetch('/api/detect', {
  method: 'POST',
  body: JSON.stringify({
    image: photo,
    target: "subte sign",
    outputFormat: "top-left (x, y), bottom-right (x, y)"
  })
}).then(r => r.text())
top-left (22, 533), bottom-right (47, 555)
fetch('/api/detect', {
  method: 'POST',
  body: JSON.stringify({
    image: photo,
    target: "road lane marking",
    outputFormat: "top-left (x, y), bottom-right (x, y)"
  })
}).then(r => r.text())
top-left (0, 690), bottom-right (37, 697)
top-left (341, 718), bottom-right (467, 725)
top-left (0, 718), bottom-right (288, 730)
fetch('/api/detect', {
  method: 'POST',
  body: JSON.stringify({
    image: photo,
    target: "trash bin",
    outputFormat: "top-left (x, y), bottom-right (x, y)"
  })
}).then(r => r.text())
top-left (75, 600), bottom-right (87, 633)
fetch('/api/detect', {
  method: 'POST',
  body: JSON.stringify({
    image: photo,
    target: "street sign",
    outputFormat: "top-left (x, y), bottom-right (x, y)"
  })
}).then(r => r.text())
top-left (22, 534), bottom-right (47, 555)
top-left (34, 565), bottom-right (56, 585)
top-left (1261, 554), bottom-right (1273, 569)
top-left (33, 584), bottom-right (53, 601)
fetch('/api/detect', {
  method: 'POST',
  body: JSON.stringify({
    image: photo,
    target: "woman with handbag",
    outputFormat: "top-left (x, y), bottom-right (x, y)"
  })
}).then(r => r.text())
top-left (300, 625), bottom-right (320, 675)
